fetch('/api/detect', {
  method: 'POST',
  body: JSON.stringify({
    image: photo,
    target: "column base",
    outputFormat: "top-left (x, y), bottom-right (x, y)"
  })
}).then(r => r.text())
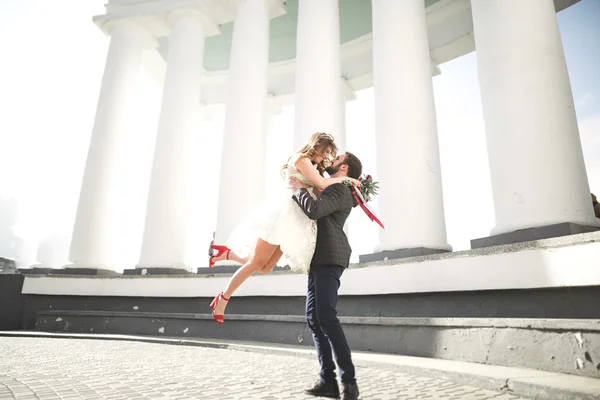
top-left (123, 267), bottom-right (195, 276)
top-left (17, 268), bottom-right (54, 275)
top-left (471, 222), bottom-right (600, 249)
top-left (52, 268), bottom-right (119, 276)
top-left (359, 247), bottom-right (451, 263)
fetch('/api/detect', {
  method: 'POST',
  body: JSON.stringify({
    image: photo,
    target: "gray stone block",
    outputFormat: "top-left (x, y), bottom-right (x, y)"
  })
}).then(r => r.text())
top-left (0, 274), bottom-right (24, 330)
top-left (18, 268), bottom-right (53, 275)
top-left (49, 268), bottom-right (119, 276)
top-left (471, 222), bottom-right (599, 249)
top-left (0, 257), bottom-right (16, 274)
top-left (359, 247), bottom-right (450, 263)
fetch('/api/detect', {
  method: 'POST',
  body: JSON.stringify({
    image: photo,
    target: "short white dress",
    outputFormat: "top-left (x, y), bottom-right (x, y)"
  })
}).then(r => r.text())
top-left (226, 159), bottom-right (318, 273)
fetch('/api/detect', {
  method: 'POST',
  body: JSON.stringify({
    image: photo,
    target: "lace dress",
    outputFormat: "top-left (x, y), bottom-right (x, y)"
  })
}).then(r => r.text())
top-left (226, 160), bottom-right (318, 273)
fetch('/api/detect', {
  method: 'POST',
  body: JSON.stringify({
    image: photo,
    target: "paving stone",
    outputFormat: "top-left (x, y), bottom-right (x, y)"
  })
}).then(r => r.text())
top-left (0, 337), bottom-right (532, 399)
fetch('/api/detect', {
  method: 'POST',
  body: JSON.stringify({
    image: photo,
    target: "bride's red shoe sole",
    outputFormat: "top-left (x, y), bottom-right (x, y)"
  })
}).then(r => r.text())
top-left (210, 292), bottom-right (229, 325)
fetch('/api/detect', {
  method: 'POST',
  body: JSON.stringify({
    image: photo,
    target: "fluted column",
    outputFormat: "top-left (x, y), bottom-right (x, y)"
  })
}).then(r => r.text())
top-left (138, 10), bottom-right (209, 270)
top-left (214, 0), bottom-right (270, 245)
top-left (293, 0), bottom-right (345, 150)
top-left (471, 0), bottom-right (599, 237)
top-left (371, 0), bottom-right (450, 256)
top-left (68, 21), bottom-right (153, 271)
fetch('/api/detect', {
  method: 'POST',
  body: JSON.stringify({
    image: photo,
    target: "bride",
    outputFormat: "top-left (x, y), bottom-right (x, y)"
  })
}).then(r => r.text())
top-left (209, 132), bottom-right (360, 324)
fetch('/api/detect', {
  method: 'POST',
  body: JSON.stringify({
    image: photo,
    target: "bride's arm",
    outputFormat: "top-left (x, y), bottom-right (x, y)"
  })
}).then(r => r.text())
top-left (294, 157), bottom-right (358, 191)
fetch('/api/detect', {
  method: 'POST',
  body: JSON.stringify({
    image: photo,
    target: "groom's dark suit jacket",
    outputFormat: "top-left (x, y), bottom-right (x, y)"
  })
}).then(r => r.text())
top-left (292, 183), bottom-right (354, 268)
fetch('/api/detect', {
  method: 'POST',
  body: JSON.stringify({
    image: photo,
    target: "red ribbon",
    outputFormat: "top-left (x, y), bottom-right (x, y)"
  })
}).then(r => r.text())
top-left (352, 190), bottom-right (385, 229)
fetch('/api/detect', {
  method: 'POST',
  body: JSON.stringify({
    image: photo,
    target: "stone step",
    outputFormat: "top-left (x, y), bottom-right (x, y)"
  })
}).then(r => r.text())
top-left (35, 310), bottom-right (600, 379)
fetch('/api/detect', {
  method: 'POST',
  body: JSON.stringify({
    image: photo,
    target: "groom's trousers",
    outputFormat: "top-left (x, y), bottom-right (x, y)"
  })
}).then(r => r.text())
top-left (306, 264), bottom-right (356, 385)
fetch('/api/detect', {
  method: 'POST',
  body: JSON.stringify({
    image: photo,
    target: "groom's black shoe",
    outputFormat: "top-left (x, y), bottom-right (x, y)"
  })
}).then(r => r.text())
top-left (304, 380), bottom-right (340, 398)
top-left (341, 382), bottom-right (359, 400)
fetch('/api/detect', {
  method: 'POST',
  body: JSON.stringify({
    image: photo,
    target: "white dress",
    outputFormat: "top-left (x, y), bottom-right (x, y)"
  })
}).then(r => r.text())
top-left (226, 160), bottom-right (318, 273)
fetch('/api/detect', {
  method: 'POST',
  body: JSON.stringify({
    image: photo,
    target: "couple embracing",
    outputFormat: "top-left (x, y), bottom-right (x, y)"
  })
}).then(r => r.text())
top-left (210, 132), bottom-right (382, 399)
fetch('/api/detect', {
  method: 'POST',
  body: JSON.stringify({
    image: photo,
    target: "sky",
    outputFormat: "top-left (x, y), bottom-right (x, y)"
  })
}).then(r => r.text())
top-left (0, 0), bottom-right (598, 269)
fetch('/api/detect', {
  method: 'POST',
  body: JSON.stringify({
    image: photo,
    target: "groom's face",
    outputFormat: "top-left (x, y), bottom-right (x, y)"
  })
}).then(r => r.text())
top-left (325, 154), bottom-right (347, 176)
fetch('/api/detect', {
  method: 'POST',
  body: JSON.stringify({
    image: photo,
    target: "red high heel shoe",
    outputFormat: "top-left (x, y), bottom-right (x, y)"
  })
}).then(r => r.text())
top-left (210, 292), bottom-right (230, 325)
top-left (209, 244), bottom-right (231, 268)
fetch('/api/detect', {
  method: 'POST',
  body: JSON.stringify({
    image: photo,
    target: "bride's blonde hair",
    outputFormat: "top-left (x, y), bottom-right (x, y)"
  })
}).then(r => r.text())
top-left (282, 132), bottom-right (338, 177)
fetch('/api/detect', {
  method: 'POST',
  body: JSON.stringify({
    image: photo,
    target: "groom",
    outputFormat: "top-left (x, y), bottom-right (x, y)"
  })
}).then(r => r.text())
top-left (290, 152), bottom-right (362, 400)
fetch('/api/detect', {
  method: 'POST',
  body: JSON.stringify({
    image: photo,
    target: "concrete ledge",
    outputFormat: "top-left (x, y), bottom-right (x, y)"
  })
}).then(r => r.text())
top-left (1, 331), bottom-right (599, 400)
top-left (359, 247), bottom-right (450, 263)
top-left (20, 232), bottom-right (600, 297)
top-left (471, 222), bottom-right (600, 249)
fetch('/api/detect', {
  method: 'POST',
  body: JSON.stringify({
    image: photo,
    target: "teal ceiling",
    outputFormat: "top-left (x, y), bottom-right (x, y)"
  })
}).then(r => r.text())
top-left (202, 0), bottom-right (442, 71)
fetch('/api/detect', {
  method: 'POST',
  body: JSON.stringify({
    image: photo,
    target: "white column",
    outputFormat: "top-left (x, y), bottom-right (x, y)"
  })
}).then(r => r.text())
top-left (294, 0), bottom-right (345, 151)
top-left (371, 0), bottom-right (450, 253)
top-left (263, 97), bottom-right (286, 207)
top-left (138, 10), bottom-right (207, 269)
top-left (214, 0), bottom-right (270, 244)
top-left (69, 21), bottom-right (152, 271)
top-left (471, 0), bottom-right (599, 235)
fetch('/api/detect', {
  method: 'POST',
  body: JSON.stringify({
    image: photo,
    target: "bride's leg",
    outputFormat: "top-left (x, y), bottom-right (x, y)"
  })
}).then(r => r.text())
top-left (228, 252), bottom-right (249, 264)
top-left (257, 246), bottom-right (283, 274)
top-left (213, 239), bottom-right (278, 317)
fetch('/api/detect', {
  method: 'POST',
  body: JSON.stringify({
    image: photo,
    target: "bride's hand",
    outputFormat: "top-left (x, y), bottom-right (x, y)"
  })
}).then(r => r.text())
top-left (349, 178), bottom-right (362, 187)
top-left (288, 177), bottom-right (308, 190)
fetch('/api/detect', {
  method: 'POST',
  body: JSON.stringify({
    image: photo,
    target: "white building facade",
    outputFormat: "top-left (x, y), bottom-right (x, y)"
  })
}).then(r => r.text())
top-left (66, 0), bottom-right (597, 273)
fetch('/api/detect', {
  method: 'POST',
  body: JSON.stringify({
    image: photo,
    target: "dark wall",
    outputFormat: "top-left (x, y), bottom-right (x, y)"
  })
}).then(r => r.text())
top-left (20, 285), bottom-right (600, 329)
top-left (0, 274), bottom-right (25, 330)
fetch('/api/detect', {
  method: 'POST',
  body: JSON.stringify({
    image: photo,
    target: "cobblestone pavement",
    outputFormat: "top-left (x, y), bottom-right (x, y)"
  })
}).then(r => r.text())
top-left (0, 337), bottom-right (530, 400)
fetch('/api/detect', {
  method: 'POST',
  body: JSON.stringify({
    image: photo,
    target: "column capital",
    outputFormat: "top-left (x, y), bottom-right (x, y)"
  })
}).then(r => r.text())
top-left (94, 1), bottom-right (226, 41)
top-left (225, 0), bottom-right (286, 19)
top-left (166, 8), bottom-right (220, 37)
top-left (98, 19), bottom-right (157, 48)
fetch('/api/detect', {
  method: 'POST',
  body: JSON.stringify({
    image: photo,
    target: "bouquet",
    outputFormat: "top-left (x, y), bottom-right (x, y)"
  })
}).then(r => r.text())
top-left (357, 174), bottom-right (379, 203)
top-left (344, 174), bottom-right (384, 229)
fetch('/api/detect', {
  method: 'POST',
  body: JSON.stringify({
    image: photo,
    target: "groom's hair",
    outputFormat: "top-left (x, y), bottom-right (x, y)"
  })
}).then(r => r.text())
top-left (343, 152), bottom-right (362, 179)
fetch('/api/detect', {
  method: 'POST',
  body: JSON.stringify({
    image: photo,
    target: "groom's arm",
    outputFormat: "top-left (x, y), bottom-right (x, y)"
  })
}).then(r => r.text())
top-left (292, 183), bottom-right (348, 220)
